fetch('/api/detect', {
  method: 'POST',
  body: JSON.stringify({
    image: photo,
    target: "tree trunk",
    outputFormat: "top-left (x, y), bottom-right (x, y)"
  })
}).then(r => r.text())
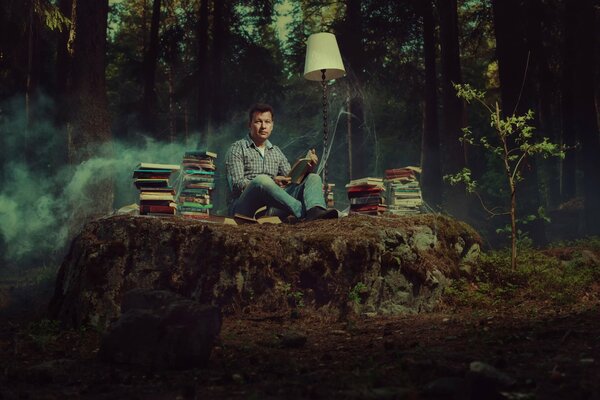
top-left (196, 0), bottom-right (210, 148)
top-left (67, 0), bottom-right (113, 219)
top-left (184, 99), bottom-right (189, 143)
top-left (168, 65), bottom-right (176, 143)
top-left (419, 0), bottom-right (442, 208)
top-left (24, 0), bottom-right (44, 159)
top-left (349, 97), bottom-right (367, 178)
top-left (141, 0), bottom-right (161, 137)
top-left (339, 0), bottom-right (369, 179)
top-left (566, 0), bottom-right (600, 235)
top-left (525, 0), bottom-right (561, 209)
top-left (491, 0), bottom-right (532, 116)
top-left (210, 0), bottom-right (228, 127)
top-left (560, 0), bottom-right (577, 202)
top-left (25, 0), bottom-right (35, 127)
top-left (346, 91), bottom-right (353, 180)
top-left (492, 0), bottom-right (546, 245)
top-left (437, 0), bottom-right (466, 218)
top-left (55, 0), bottom-right (73, 167)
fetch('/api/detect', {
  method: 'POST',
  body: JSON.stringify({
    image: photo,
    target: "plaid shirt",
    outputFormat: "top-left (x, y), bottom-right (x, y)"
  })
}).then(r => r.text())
top-left (225, 135), bottom-right (291, 199)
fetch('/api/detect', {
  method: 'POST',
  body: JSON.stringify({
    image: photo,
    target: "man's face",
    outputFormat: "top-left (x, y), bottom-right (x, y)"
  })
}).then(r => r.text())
top-left (249, 111), bottom-right (273, 145)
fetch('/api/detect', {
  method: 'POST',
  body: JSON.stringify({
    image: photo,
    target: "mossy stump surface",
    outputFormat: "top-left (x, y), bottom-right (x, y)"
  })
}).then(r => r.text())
top-left (49, 214), bottom-right (481, 329)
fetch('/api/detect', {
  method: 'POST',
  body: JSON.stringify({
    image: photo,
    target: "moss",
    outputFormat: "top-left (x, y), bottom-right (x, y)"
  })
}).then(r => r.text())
top-left (444, 238), bottom-right (600, 309)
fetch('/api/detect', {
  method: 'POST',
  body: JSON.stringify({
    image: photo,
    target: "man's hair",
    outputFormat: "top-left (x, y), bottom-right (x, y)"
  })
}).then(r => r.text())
top-left (248, 103), bottom-right (274, 123)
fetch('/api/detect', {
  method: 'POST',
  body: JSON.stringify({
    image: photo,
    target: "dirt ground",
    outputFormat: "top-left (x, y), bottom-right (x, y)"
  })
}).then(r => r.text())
top-left (1, 299), bottom-right (599, 400)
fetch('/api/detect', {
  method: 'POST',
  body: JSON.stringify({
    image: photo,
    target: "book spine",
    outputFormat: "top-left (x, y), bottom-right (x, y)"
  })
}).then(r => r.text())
top-left (140, 205), bottom-right (176, 214)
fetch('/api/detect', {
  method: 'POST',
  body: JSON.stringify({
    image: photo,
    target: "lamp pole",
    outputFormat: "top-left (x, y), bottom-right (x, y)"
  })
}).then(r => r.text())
top-left (303, 32), bottom-right (345, 196)
top-left (321, 69), bottom-right (328, 185)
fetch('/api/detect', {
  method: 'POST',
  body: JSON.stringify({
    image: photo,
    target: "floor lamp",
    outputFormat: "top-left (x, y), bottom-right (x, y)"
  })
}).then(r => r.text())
top-left (303, 32), bottom-right (346, 186)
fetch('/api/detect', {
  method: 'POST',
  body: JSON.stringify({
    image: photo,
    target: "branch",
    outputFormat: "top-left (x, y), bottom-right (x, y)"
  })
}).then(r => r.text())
top-left (475, 97), bottom-right (494, 115)
top-left (512, 51), bottom-right (531, 116)
top-left (511, 144), bottom-right (532, 182)
top-left (472, 190), bottom-right (510, 217)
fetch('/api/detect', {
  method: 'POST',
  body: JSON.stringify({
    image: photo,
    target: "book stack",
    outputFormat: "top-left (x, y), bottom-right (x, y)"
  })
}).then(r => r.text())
top-left (176, 150), bottom-right (218, 220)
top-left (384, 166), bottom-right (423, 215)
top-left (345, 177), bottom-right (387, 215)
top-left (133, 163), bottom-right (180, 216)
top-left (325, 183), bottom-right (336, 208)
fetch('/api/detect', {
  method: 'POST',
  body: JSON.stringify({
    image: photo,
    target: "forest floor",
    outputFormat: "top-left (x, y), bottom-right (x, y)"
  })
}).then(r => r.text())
top-left (0, 284), bottom-right (599, 399)
top-left (1, 235), bottom-right (599, 399)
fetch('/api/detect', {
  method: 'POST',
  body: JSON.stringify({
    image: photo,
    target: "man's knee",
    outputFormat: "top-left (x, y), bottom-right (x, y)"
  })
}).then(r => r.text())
top-left (251, 174), bottom-right (276, 189)
top-left (305, 173), bottom-right (323, 184)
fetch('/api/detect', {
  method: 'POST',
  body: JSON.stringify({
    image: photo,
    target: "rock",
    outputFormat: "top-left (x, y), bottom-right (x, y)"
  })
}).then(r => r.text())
top-left (423, 376), bottom-right (467, 397)
top-left (467, 361), bottom-right (516, 399)
top-left (49, 214), bottom-right (481, 329)
top-left (24, 359), bottom-right (78, 385)
top-left (98, 289), bottom-right (221, 369)
top-left (341, 386), bottom-right (414, 399)
top-left (120, 288), bottom-right (182, 312)
top-left (468, 361), bottom-right (516, 387)
top-left (278, 331), bottom-right (308, 348)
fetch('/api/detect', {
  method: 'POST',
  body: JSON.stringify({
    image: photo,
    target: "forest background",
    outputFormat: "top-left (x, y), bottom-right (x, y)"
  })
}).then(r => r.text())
top-left (0, 0), bottom-right (598, 272)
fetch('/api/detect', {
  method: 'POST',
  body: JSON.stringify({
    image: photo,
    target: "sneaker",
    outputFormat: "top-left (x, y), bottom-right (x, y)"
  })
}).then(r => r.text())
top-left (305, 207), bottom-right (339, 221)
top-left (285, 215), bottom-right (300, 224)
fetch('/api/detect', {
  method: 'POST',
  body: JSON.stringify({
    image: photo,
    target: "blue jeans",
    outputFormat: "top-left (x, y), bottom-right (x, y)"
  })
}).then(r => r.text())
top-left (231, 173), bottom-right (327, 219)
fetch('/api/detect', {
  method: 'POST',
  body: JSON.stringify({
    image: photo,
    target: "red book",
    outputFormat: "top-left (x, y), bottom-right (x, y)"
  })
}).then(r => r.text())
top-left (140, 205), bottom-right (176, 214)
top-left (346, 185), bottom-right (384, 193)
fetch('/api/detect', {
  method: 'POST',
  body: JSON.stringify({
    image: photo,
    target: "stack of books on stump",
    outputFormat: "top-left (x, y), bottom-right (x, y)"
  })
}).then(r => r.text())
top-left (176, 150), bottom-right (217, 220)
top-left (325, 183), bottom-right (336, 208)
top-left (133, 163), bottom-right (180, 216)
top-left (345, 177), bottom-right (387, 215)
top-left (384, 166), bottom-right (423, 215)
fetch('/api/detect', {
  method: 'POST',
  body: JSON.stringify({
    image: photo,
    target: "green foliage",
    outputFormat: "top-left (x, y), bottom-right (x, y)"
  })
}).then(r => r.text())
top-left (34, 0), bottom-right (71, 32)
top-left (450, 84), bottom-right (565, 192)
top-left (349, 282), bottom-right (368, 305)
top-left (446, 83), bottom-right (565, 268)
top-left (445, 241), bottom-right (600, 308)
top-left (445, 167), bottom-right (477, 193)
top-left (281, 282), bottom-right (304, 308)
top-left (494, 207), bottom-right (551, 240)
top-left (290, 290), bottom-right (304, 308)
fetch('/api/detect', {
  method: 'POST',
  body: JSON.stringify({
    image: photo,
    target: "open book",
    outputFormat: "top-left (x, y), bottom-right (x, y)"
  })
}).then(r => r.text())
top-left (234, 206), bottom-right (282, 224)
top-left (288, 150), bottom-right (315, 185)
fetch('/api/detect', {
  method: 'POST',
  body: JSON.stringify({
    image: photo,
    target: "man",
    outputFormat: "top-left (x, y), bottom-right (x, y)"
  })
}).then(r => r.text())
top-left (225, 103), bottom-right (338, 221)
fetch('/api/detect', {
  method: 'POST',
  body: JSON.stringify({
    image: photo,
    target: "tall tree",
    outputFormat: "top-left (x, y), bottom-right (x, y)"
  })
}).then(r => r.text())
top-left (419, 0), bottom-right (442, 208)
top-left (210, 0), bottom-right (229, 126)
top-left (564, 0), bottom-right (600, 235)
top-left (196, 0), bottom-right (210, 146)
top-left (67, 0), bottom-right (113, 214)
top-left (25, 0), bottom-right (38, 126)
top-left (56, 0), bottom-right (72, 99)
top-left (338, 0), bottom-right (368, 179)
top-left (491, 0), bottom-right (532, 115)
top-left (437, 0), bottom-right (467, 218)
top-left (140, 0), bottom-right (161, 136)
top-left (492, 0), bottom-right (546, 244)
top-left (560, 0), bottom-right (577, 201)
top-left (525, 0), bottom-right (561, 209)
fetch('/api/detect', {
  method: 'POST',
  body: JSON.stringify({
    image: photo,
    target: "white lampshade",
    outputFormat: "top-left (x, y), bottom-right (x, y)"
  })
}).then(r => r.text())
top-left (303, 32), bottom-right (346, 81)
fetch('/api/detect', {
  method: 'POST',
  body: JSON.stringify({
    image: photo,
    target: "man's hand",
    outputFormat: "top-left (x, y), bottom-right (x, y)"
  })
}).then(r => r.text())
top-left (274, 175), bottom-right (291, 187)
top-left (308, 149), bottom-right (318, 169)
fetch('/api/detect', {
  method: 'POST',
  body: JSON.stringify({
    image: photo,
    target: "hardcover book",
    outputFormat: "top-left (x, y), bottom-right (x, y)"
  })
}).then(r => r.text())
top-left (233, 205), bottom-right (282, 224)
top-left (288, 150), bottom-right (314, 185)
top-left (136, 162), bottom-right (180, 171)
